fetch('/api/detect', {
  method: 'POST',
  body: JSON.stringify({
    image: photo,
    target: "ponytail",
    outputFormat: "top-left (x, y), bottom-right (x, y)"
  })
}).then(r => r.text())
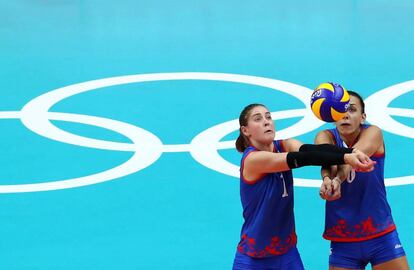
top-left (236, 130), bottom-right (250, 153)
top-left (235, 103), bottom-right (265, 153)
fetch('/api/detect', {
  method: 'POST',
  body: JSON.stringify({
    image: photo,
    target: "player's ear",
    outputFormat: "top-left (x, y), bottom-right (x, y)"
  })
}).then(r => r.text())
top-left (241, 126), bottom-right (250, 137)
top-left (361, 113), bottom-right (366, 124)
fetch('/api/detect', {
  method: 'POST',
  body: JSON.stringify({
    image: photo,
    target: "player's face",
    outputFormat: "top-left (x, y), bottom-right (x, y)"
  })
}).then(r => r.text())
top-left (335, 95), bottom-right (366, 136)
top-left (241, 106), bottom-right (275, 148)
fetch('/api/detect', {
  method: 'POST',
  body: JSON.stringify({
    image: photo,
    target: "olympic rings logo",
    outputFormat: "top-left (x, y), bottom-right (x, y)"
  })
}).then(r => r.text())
top-left (0, 73), bottom-right (413, 193)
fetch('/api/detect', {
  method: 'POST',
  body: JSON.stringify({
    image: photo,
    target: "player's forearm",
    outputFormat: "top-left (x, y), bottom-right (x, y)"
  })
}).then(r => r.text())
top-left (335, 164), bottom-right (352, 183)
top-left (321, 167), bottom-right (332, 178)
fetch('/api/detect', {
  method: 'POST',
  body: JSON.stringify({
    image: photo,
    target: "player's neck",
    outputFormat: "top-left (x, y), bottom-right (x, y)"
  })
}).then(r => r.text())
top-left (341, 128), bottom-right (361, 148)
top-left (251, 141), bottom-right (274, 152)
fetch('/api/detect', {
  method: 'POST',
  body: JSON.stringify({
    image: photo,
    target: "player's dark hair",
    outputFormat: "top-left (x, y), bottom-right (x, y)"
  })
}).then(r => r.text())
top-left (347, 90), bottom-right (365, 113)
top-left (235, 103), bottom-right (266, 153)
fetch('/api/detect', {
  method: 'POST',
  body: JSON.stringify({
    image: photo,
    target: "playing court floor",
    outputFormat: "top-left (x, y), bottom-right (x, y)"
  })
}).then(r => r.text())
top-left (1, 1), bottom-right (413, 269)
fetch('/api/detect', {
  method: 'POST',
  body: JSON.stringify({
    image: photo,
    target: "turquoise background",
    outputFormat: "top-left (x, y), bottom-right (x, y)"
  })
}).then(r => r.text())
top-left (1, 1), bottom-right (413, 269)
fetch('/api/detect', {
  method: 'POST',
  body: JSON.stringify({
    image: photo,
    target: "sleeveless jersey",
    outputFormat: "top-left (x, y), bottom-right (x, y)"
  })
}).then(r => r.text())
top-left (236, 140), bottom-right (297, 258)
top-left (323, 125), bottom-right (396, 242)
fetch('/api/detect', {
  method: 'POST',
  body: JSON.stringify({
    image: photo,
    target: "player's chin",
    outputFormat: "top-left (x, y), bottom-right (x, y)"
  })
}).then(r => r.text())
top-left (338, 126), bottom-right (355, 134)
top-left (262, 133), bottom-right (275, 142)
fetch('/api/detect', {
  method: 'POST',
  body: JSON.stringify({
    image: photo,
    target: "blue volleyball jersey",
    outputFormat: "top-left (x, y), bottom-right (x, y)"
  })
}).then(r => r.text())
top-left (323, 125), bottom-right (396, 242)
top-left (236, 140), bottom-right (297, 258)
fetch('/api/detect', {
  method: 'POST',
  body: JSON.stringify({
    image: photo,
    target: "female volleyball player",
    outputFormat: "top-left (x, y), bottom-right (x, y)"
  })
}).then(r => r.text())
top-left (232, 103), bottom-right (375, 270)
top-left (316, 91), bottom-right (410, 270)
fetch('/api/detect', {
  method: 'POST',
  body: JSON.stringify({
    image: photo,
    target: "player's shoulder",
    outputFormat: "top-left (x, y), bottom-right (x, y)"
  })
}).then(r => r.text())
top-left (281, 138), bottom-right (302, 152)
top-left (364, 124), bottom-right (382, 132)
top-left (314, 129), bottom-right (335, 144)
top-left (316, 129), bottom-right (332, 136)
top-left (362, 124), bottom-right (383, 136)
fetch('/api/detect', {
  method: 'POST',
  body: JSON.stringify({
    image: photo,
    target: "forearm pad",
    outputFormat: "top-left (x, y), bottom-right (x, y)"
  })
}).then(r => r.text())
top-left (286, 151), bottom-right (346, 169)
top-left (299, 144), bottom-right (353, 154)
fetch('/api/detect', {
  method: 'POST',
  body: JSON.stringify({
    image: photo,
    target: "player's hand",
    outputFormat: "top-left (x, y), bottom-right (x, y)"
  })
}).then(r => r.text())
top-left (344, 151), bottom-right (376, 172)
top-left (325, 177), bottom-right (342, 201)
top-left (319, 176), bottom-right (332, 200)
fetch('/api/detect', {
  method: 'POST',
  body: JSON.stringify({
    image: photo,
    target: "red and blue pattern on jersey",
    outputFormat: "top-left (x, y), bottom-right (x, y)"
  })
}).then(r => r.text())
top-left (323, 125), bottom-right (396, 242)
top-left (236, 140), bottom-right (297, 258)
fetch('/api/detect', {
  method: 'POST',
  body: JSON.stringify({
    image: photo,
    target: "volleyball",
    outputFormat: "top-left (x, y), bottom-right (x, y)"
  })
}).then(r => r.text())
top-left (310, 82), bottom-right (350, 122)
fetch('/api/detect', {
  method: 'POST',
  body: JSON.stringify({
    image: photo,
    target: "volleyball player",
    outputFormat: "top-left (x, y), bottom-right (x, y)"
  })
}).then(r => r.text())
top-left (316, 91), bottom-right (410, 270)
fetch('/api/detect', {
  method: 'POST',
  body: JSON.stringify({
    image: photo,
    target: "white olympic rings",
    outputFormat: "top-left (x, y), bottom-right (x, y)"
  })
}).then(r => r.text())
top-left (0, 73), bottom-right (413, 193)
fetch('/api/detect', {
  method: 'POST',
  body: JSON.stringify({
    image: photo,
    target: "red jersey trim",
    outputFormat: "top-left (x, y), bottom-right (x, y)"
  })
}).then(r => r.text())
top-left (372, 152), bottom-right (385, 158)
top-left (323, 225), bottom-right (396, 242)
top-left (237, 231), bottom-right (297, 258)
